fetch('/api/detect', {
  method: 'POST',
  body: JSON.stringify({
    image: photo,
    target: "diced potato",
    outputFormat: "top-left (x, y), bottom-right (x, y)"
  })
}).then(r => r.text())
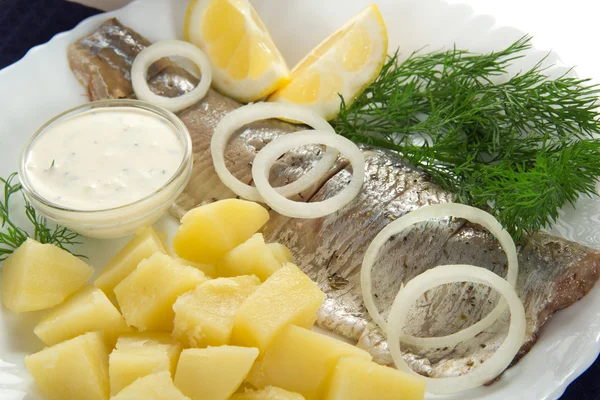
top-left (248, 325), bottom-right (371, 399)
top-left (325, 357), bottom-right (426, 400)
top-left (1, 239), bottom-right (93, 313)
top-left (173, 199), bottom-right (269, 264)
top-left (114, 253), bottom-right (208, 331)
top-left (109, 334), bottom-right (182, 395)
top-left (116, 332), bottom-right (181, 355)
top-left (95, 227), bottom-right (167, 295)
top-left (231, 386), bottom-right (305, 400)
top-left (173, 276), bottom-right (260, 347)
top-left (25, 332), bottom-right (109, 400)
top-left (232, 263), bottom-right (325, 351)
top-left (220, 234), bottom-right (284, 281)
top-left (109, 348), bottom-right (172, 396)
top-left (175, 258), bottom-right (217, 278)
top-left (174, 346), bottom-right (259, 400)
top-left (116, 332), bottom-right (182, 375)
top-left (34, 285), bottom-right (130, 346)
top-left (111, 371), bottom-right (190, 400)
top-left (267, 243), bottom-right (293, 264)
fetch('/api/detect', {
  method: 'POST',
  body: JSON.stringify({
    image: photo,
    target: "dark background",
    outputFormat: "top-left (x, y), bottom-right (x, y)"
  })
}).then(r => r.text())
top-left (0, 0), bottom-right (599, 398)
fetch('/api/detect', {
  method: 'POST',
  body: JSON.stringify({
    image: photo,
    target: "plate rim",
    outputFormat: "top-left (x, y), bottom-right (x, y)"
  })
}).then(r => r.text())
top-left (0, 1), bottom-right (598, 399)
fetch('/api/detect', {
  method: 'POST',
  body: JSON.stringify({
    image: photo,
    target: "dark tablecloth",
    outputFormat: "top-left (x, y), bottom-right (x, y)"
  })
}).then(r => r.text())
top-left (0, 0), bottom-right (598, 398)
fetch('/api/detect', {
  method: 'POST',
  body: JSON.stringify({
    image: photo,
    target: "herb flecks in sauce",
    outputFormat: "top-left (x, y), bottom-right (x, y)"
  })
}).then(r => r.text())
top-left (333, 36), bottom-right (600, 238)
top-left (24, 107), bottom-right (184, 211)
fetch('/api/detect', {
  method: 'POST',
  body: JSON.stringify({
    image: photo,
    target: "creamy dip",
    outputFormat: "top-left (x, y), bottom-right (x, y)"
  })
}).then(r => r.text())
top-left (24, 107), bottom-right (184, 211)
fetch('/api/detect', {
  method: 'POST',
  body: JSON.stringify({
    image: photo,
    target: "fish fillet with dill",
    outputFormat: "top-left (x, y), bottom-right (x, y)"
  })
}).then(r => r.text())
top-left (67, 19), bottom-right (600, 378)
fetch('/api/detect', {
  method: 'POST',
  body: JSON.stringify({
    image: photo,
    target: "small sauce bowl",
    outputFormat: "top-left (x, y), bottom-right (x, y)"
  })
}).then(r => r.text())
top-left (19, 99), bottom-right (192, 239)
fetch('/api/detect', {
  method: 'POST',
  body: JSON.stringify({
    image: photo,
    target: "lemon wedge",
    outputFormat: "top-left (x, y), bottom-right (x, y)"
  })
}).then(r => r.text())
top-left (184, 0), bottom-right (290, 103)
top-left (268, 5), bottom-right (388, 121)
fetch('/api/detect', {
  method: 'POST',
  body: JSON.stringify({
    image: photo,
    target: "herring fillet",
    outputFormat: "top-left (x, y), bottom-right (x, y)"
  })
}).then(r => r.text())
top-left (68, 19), bottom-right (600, 378)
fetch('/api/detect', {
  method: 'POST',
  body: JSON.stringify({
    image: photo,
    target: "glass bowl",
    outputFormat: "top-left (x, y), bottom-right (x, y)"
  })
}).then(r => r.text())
top-left (18, 99), bottom-right (192, 239)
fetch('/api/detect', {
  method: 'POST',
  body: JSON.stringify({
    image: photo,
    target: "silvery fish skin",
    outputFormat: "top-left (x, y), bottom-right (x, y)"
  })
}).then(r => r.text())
top-left (68, 19), bottom-right (600, 378)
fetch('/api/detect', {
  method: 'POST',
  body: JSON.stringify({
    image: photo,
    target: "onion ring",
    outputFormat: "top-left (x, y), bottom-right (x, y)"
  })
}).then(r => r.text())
top-left (211, 102), bottom-right (338, 202)
top-left (252, 130), bottom-right (365, 218)
top-left (361, 203), bottom-right (518, 349)
top-left (387, 264), bottom-right (526, 394)
top-left (132, 40), bottom-right (212, 112)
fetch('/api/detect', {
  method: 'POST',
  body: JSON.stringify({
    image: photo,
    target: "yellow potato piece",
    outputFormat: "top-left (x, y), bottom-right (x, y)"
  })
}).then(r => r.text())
top-left (220, 233), bottom-right (284, 281)
top-left (116, 333), bottom-right (182, 374)
top-left (95, 227), bottom-right (167, 296)
top-left (109, 334), bottom-right (182, 396)
top-left (325, 357), bottom-right (426, 400)
top-left (116, 332), bottom-right (182, 355)
top-left (175, 258), bottom-right (217, 278)
top-left (174, 346), bottom-right (259, 400)
top-left (173, 275), bottom-right (260, 347)
top-left (34, 285), bottom-right (130, 346)
top-left (232, 263), bottom-right (325, 351)
top-left (25, 332), bottom-right (109, 400)
top-left (247, 325), bottom-right (371, 399)
top-left (173, 199), bottom-right (269, 264)
top-left (266, 243), bottom-right (293, 264)
top-left (231, 386), bottom-right (305, 400)
top-left (1, 238), bottom-right (93, 313)
top-left (111, 371), bottom-right (190, 400)
top-left (114, 253), bottom-right (208, 331)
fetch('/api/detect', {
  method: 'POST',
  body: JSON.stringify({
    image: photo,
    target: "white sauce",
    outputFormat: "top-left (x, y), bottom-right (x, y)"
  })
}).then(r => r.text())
top-left (24, 107), bottom-right (184, 211)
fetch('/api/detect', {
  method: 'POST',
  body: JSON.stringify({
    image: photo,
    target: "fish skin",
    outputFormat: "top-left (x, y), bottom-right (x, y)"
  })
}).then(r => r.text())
top-left (68, 18), bottom-right (147, 100)
top-left (262, 153), bottom-right (600, 376)
top-left (69, 20), bottom-right (336, 214)
top-left (68, 19), bottom-right (600, 378)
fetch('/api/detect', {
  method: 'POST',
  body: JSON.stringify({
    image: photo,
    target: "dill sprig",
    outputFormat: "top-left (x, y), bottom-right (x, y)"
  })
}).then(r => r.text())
top-left (332, 36), bottom-right (600, 238)
top-left (0, 173), bottom-right (83, 261)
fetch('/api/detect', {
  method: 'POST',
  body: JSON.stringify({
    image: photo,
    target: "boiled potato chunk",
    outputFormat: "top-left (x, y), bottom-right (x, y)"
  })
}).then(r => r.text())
top-left (175, 258), bottom-right (217, 278)
top-left (173, 199), bottom-right (269, 264)
top-left (221, 234), bottom-right (284, 281)
top-left (114, 253), bottom-right (208, 331)
top-left (34, 285), bottom-right (130, 346)
top-left (173, 276), bottom-right (260, 347)
top-left (325, 357), bottom-right (426, 400)
top-left (174, 346), bottom-right (259, 400)
top-left (25, 331), bottom-right (109, 400)
top-left (267, 243), bottom-right (293, 264)
top-left (231, 386), bottom-right (305, 400)
top-left (111, 371), bottom-right (190, 400)
top-left (248, 325), bottom-right (371, 399)
top-left (109, 334), bottom-right (182, 395)
top-left (1, 238), bottom-right (93, 313)
top-left (232, 263), bottom-right (325, 351)
top-left (116, 332), bottom-right (182, 371)
top-left (116, 332), bottom-right (181, 355)
top-left (95, 227), bottom-right (167, 295)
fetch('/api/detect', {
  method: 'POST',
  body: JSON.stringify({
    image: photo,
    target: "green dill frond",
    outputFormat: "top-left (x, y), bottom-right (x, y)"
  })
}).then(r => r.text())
top-left (0, 172), bottom-right (83, 261)
top-left (333, 36), bottom-right (600, 238)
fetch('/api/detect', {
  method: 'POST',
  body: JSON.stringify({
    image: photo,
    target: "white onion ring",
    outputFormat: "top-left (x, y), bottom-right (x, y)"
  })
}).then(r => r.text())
top-left (387, 264), bottom-right (526, 394)
top-left (132, 40), bottom-right (212, 112)
top-left (361, 203), bottom-right (518, 349)
top-left (211, 102), bottom-right (338, 202)
top-left (252, 130), bottom-right (365, 218)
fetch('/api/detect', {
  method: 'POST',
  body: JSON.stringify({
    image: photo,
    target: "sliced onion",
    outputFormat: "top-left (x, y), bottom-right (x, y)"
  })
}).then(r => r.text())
top-left (387, 264), bottom-right (526, 394)
top-left (361, 203), bottom-right (518, 349)
top-left (252, 130), bottom-right (365, 218)
top-left (211, 102), bottom-right (338, 202)
top-left (131, 40), bottom-right (212, 112)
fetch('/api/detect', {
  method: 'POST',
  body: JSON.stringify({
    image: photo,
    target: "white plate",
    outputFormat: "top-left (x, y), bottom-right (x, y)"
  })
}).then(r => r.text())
top-left (1, 0), bottom-right (599, 399)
